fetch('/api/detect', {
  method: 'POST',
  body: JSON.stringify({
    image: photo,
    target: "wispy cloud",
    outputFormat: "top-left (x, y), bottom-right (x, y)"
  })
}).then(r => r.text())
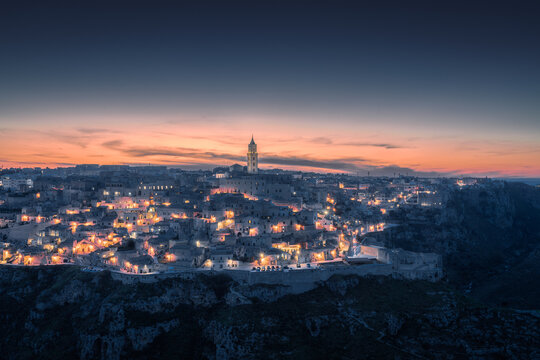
top-left (0, 159), bottom-right (75, 166)
top-left (76, 127), bottom-right (121, 134)
top-left (101, 139), bottom-right (374, 171)
top-left (102, 140), bottom-right (125, 149)
top-left (358, 165), bottom-right (455, 177)
top-left (341, 142), bottom-right (406, 149)
top-left (101, 140), bottom-right (245, 162)
top-left (309, 137), bottom-right (333, 144)
top-left (308, 137), bottom-right (407, 149)
top-left (261, 156), bottom-right (360, 171)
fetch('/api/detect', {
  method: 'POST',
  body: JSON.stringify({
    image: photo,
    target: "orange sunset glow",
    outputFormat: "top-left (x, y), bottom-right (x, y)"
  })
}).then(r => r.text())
top-left (0, 111), bottom-right (538, 177)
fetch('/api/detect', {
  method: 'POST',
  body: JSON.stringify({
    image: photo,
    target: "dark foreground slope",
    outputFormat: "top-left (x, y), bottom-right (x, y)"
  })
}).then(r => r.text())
top-left (0, 267), bottom-right (538, 360)
top-left (379, 182), bottom-right (540, 309)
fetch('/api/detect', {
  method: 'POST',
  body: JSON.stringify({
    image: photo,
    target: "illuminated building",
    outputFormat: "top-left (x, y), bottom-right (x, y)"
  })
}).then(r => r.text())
top-left (247, 135), bottom-right (258, 174)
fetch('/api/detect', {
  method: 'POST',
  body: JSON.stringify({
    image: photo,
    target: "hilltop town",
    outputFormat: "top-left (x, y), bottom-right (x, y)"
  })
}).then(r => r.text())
top-left (0, 138), bottom-right (492, 285)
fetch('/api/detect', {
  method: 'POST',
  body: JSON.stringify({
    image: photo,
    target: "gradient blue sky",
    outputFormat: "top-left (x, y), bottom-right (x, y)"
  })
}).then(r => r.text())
top-left (1, 1), bottom-right (539, 176)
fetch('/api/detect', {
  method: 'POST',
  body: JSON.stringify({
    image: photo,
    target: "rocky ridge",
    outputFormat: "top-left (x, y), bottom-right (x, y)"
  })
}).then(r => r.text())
top-left (0, 266), bottom-right (538, 359)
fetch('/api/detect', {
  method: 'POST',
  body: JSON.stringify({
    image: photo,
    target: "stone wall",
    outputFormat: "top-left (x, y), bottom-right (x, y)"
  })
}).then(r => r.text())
top-left (109, 259), bottom-right (441, 287)
top-left (222, 263), bottom-right (395, 293)
top-left (110, 270), bottom-right (196, 284)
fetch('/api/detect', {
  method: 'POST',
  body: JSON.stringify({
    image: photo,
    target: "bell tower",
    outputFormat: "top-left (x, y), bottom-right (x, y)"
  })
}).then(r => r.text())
top-left (247, 135), bottom-right (258, 174)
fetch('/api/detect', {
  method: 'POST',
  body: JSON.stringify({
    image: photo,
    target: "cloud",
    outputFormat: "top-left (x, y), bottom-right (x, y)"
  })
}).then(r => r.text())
top-left (123, 147), bottom-right (244, 162)
top-left (309, 137), bottom-right (333, 144)
top-left (30, 153), bottom-right (70, 159)
top-left (340, 142), bottom-right (406, 149)
top-left (162, 115), bottom-right (216, 125)
top-left (356, 165), bottom-right (455, 177)
top-left (102, 140), bottom-right (124, 149)
top-left (100, 139), bottom-right (372, 171)
top-left (260, 155), bottom-right (368, 171)
top-left (0, 159), bottom-right (75, 166)
top-left (308, 136), bottom-right (406, 149)
top-left (183, 135), bottom-right (247, 146)
top-left (29, 129), bottom-right (100, 149)
top-left (76, 128), bottom-right (120, 134)
top-left (97, 139), bottom-right (481, 176)
top-left (101, 140), bottom-right (245, 162)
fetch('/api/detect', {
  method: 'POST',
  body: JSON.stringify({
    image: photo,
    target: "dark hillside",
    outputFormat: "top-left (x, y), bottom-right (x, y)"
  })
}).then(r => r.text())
top-left (379, 182), bottom-right (540, 309)
top-left (0, 267), bottom-right (538, 359)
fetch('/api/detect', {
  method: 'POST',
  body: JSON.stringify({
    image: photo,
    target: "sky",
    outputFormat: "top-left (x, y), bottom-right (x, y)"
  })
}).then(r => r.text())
top-left (0, 0), bottom-right (539, 177)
